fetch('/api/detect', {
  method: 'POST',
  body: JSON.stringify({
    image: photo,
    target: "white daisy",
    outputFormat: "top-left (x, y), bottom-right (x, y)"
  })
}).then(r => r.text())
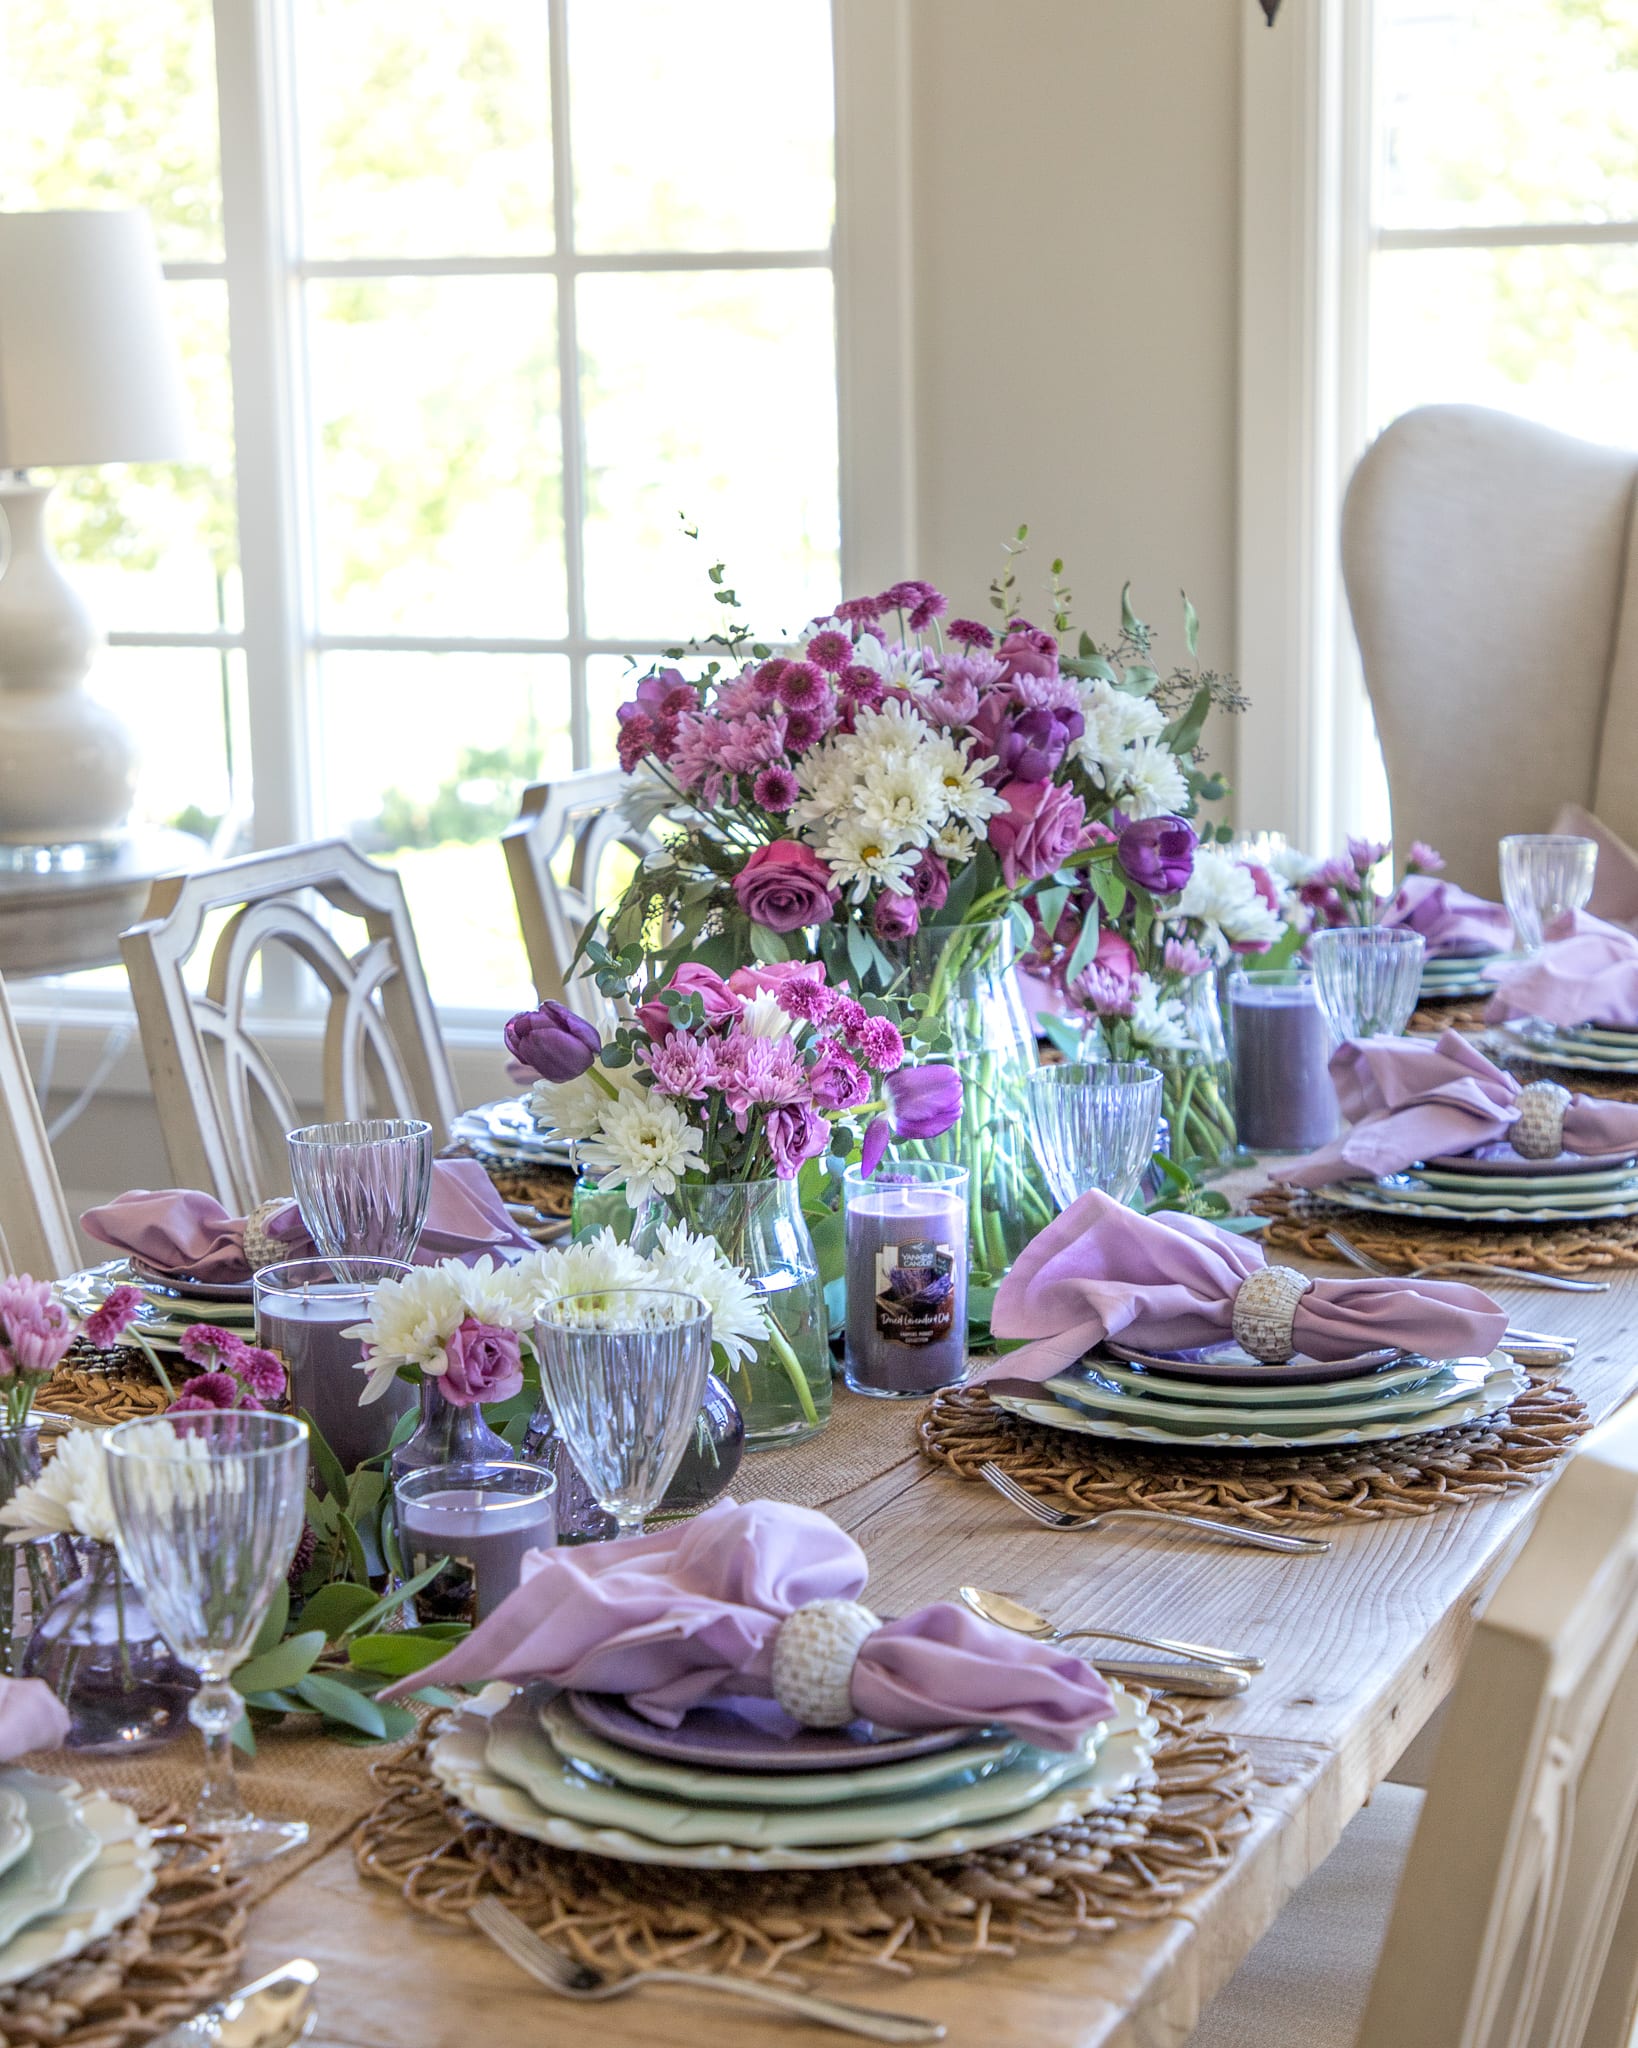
top-left (0, 1427), bottom-right (115, 1545)
top-left (819, 814), bottom-right (923, 901)
top-left (856, 756), bottom-right (943, 846)
top-left (1127, 975), bottom-right (1193, 1053)
top-left (1176, 848), bottom-right (1285, 958)
top-left (647, 1222), bottom-right (771, 1369)
top-left (918, 731), bottom-right (1009, 829)
top-left (932, 819), bottom-right (977, 863)
top-left (1117, 737), bottom-right (1191, 820)
top-left (1072, 678), bottom-right (1167, 786)
top-left (578, 1093), bottom-right (706, 1207)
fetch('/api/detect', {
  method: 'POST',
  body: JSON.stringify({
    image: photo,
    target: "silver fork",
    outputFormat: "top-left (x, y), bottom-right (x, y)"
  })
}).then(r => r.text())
top-left (1321, 1225), bottom-right (1608, 1295)
top-left (471, 1898), bottom-right (946, 2043)
top-left (979, 1462), bottom-right (1330, 1553)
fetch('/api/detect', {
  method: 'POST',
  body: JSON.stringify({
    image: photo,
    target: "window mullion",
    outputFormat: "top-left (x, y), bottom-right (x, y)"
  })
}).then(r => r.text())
top-left (548, 0), bottom-right (590, 771)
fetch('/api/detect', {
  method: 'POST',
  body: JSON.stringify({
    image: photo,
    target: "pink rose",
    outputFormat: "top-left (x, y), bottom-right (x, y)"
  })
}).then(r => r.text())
top-left (636, 964), bottom-right (742, 1043)
top-left (442, 1318), bottom-right (524, 1408)
top-left (732, 840), bottom-right (839, 933)
top-left (1092, 927), bottom-right (1139, 995)
top-left (995, 627), bottom-right (1059, 682)
top-left (726, 960), bottom-right (826, 1002)
top-left (986, 780), bottom-right (1089, 889)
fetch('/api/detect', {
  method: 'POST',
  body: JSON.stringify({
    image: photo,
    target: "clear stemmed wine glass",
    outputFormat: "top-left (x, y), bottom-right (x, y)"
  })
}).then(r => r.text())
top-left (1499, 833), bottom-right (1597, 953)
top-left (1024, 1063), bottom-right (1164, 1209)
top-left (534, 1288), bottom-right (712, 1540)
top-left (287, 1117), bottom-right (433, 1261)
top-left (104, 1410), bottom-right (311, 1866)
top-left (1307, 926), bottom-right (1426, 1046)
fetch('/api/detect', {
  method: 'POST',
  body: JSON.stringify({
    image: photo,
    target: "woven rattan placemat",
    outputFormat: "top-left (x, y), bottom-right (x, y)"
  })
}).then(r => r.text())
top-left (917, 1373), bottom-right (1587, 1526)
top-left (444, 1142), bottom-right (575, 1218)
top-left (41, 1345), bottom-right (174, 1430)
top-left (0, 1828), bottom-right (245, 2048)
top-left (1408, 995), bottom-right (1492, 1036)
top-left (1252, 1180), bottom-right (1638, 1277)
top-left (355, 1699), bottom-right (1251, 1986)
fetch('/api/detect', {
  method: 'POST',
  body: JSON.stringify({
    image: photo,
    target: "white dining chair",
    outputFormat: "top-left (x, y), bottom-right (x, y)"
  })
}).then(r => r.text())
top-left (120, 840), bottom-right (459, 1213)
top-left (502, 770), bottom-right (659, 1034)
top-left (1341, 403), bottom-right (1638, 893)
top-left (0, 968), bottom-right (78, 1281)
top-left (1188, 1396), bottom-right (1638, 2048)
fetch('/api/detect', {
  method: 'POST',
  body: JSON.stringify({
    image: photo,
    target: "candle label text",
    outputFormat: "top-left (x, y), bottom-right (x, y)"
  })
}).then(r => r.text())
top-left (874, 1240), bottom-right (957, 1347)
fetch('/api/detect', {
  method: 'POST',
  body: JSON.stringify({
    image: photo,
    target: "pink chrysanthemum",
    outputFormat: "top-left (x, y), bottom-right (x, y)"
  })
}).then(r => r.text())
top-left (716, 1034), bottom-right (811, 1126)
top-left (851, 1013), bottom-right (906, 1073)
top-left (178, 1324), bottom-right (246, 1370)
top-left (616, 712), bottom-right (656, 773)
top-left (776, 976), bottom-right (836, 1024)
top-left (830, 996), bottom-right (868, 1039)
top-left (908, 587), bottom-right (948, 632)
top-left (947, 618), bottom-right (994, 650)
top-left (806, 629), bottom-right (852, 674)
top-left (753, 657), bottom-right (789, 698)
top-left (84, 1285), bottom-right (142, 1351)
top-left (172, 1370), bottom-right (242, 1412)
top-left (836, 663), bottom-right (884, 707)
top-left (835, 595), bottom-right (887, 626)
top-left (776, 660), bottom-right (826, 708)
top-left (643, 1032), bottom-right (720, 1101)
top-left (753, 764), bottom-right (801, 812)
top-left (781, 699), bottom-right (834, 751)
top-left (235, 1346), bottom-right (287, 1403)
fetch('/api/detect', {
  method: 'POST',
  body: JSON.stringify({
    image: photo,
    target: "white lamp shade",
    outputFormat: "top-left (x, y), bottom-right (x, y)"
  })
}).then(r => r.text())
top-left (0, 209), bottom-right (195, 469)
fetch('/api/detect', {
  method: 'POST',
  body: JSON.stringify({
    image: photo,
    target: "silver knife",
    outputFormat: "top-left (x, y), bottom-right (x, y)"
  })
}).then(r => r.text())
top-left (151, 1960), bottom-right (318, 2047)
top-left (1091, 1657), bottom-right (1248, 1698)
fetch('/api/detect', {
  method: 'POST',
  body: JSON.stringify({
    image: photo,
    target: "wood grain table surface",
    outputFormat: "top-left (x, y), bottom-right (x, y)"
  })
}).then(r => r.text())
top-left (243, 1253), bottom-right (1638, 2048)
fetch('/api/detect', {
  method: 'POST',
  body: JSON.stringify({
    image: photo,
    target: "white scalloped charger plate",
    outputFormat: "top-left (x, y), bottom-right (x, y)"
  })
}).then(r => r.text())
top-left (1048, 1359), bottom-right (1493, 1431)
top-left (431, 1686), bottom-right (1156, 1871)
top-left (1493, 1022), bottom-right (1638, 1073)
top-left (1084, 1354), bottom-right (1445, 1408)
top-left (0, 1787), bottom-right (31, 1888)
top-left (0, 1783), bottom-right (154, 1989)
top-left (482, 1691), bottom-right (1106, 1850)
top-left (992, 1361), bottom-right (1524, 1450)
top-left (1316, 1180), bottom-right (1638, 1224)
top-left (542, 1695), bottom-right (1023, 1807)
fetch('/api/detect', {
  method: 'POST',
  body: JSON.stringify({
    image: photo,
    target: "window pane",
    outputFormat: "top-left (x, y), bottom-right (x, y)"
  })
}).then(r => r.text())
top-left (569, 0), bottom-right (832, 252)
top-left (579, 271), bottom-right (838, 640)
top-left (294, 0), bottom-right (553, 258)
top-left (0, 0), bottom-right (222, 261)
top-left (1376, 0), bottom-right (1638, 230)
top-left (316, 651), bottom-right (573, 1007)
top-left (88, 644), bottom-right (245, 840)
top-left (1371, 243), bottom-right (1638, 447)
top-left (44, 281), bottom-right (240, 634)
top-left (307, 278), bottom-right (566, 635)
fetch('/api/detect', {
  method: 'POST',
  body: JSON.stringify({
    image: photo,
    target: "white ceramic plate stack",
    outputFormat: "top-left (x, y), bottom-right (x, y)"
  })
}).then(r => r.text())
top-left (1313, 1149), bottom-right (1638, 1224)
top-left (1492, 1017), bottom-right (1638, 1075)
top-left (1418, 951), bottom-right (1505, 1001)
top-left (989, 1341), bottom-right (1525, 1452)
top-left (430, 1682), bottom-right (1158, 1871)
top-left (0, 1771), bottom-right (154, 1989)
top-left (450, 1096), bottom-right (574, 1171)
top-left (56, 1261), bottom-right (256, 1361)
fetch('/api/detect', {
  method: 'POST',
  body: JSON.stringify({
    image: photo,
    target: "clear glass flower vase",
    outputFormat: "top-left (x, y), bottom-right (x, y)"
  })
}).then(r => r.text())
top-left (0, 1420), bottom-right (75, 1677)
top-left (389, 1376), bottom-right (514, 1481)
top-left (888, 919), bottom-right (1053, 1288)
top-left (633, 1180), bottom-right (832, 1449)
top-left (1083, 969), bottom-right (1237, 1177)
top-left (23, 1541), bottom-right (196, 1752)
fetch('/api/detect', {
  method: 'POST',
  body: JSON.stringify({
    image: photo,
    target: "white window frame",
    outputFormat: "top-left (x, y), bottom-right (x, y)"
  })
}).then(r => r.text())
top-left (15, 0), bottom-right (913, 1104)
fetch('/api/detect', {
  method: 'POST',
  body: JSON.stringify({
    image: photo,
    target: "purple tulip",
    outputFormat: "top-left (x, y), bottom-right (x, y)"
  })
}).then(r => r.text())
top-left (860, 1063), bottom-right (965, 1179)
top-left (504, 1001), bottom-right (601, 1082)
top-left (1116, 813), bottom-right (1198, 895)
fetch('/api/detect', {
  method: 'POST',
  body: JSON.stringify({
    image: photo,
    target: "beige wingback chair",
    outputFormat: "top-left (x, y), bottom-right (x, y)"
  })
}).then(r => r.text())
top-left (1341, 404), bottom-right (1638, 893)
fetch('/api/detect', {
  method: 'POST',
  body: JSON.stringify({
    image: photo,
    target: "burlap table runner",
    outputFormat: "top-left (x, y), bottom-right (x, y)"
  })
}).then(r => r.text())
top-left (355, 1698), bottom-right (1252, 1986)
top-left (735, 1392), bottom-right (923, 1511)
top-left (1252, 1180), bottom-right (1638, 1277)
top-left (918, 1373), bottom-right (1588, 1526)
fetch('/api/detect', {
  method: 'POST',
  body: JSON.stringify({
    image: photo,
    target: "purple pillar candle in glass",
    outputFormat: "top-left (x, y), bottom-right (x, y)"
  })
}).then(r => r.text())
top-left (253, 1257), bottom-right (417, 1478)
top-left (394, 1461), bottom-right (558, 1623)
top-left (842, 1161), bottom-right (969, 1397)
top-left (1227, 968), bottom-right (1340, 1153)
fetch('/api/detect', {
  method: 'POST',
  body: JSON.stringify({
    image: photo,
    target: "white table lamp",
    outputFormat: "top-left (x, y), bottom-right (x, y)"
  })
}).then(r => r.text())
top-left (0, 209), bottom-right (195, 860)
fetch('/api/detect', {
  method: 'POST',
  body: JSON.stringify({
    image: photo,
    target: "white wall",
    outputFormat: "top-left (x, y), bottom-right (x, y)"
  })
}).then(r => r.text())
top-left (907, 0), bottom-right (1243, 699)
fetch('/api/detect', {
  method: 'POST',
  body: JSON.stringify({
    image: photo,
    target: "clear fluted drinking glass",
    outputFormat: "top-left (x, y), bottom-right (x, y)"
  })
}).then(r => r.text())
top-left (1499, 834), bottom-right (1597, 953)
top-left (1024, 1063), bottom-right (1164, 1210)
top-left (534, 1289), bottom-right (712, 1540)
top-left (287, 1117), bottom-right (433, 1261)
top-left (104, 1410), bottom-right (310, 1867)
top-left (1308, 926), bottom-right (1426, 1046)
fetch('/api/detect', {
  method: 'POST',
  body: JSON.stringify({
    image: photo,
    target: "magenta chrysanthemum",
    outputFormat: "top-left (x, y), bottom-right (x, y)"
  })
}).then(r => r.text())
top-left (908, 588), bottom-right (948, 631)
top-left (852, 1013), bottom-right (906, 1073)
top-left (835, 595), bottom-right (887, 625)
top-left (753, 764), bottom-right (801, 812)
top-left (776, 976), bottom-right (835, 1024)
top-left (782, 699), bottom-right (834, 751)
top-left (776, 660), bottom-right (826, 708)
top-left (836, 663), bottom-right (884, 706)
top-left (753, 658), bottom-right (789, 697)
top-left (806, 629), bottom-right (852, 674)
top-left (947, 617), bottom-right (994, 649)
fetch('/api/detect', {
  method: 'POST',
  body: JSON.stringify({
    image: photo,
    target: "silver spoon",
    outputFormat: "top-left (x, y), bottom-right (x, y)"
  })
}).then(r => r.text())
top-left (151, 1960), bottom-right (317, 2046)
top-left (960, 1585), bottom-right (1263, 1672)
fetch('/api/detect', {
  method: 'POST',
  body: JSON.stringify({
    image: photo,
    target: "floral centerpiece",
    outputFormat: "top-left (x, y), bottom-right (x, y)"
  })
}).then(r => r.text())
top-left (1277, 837), bottom-right (1446, 930)
top-left (507, 970), bottom-right (961, 1444)
top-left (596, 548), bottom-right (1249, 1275)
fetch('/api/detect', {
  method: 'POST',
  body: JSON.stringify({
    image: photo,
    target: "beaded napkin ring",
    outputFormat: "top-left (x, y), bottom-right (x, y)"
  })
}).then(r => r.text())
top-left (770, 1598), bottom-right (881, 1727)
top-left (1510, 1080), bottom-right (1572, 1160)
top-left (1230, 1264), bottom-right (1314, 1363)
top-left (241, 1196), bottom-right (296, 1271)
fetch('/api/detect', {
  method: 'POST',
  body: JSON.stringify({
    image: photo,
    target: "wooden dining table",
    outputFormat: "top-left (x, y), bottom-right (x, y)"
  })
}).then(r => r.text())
top-left (232, 1238), bottom-right (1637, 2048)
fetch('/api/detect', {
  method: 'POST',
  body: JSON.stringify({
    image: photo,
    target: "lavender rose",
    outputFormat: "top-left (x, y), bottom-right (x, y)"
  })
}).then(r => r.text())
top-left (441, 1318), bottom-right (524, 1408)
top-left (873, 891), bottom-right (920, 941)
top-left (908, 849), bottom-right (950, 914)
top-left (732, 839), bottom-right (839, 932)
top-left (1116, 814), bottom-right (1198, 895)
top-left (987, 780), bottom-right (1090, 889)
top-left (504, 1000), bottom-right (601, 1082)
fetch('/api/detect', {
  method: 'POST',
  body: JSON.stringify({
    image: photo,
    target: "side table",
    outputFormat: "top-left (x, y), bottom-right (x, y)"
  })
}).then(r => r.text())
top-left (0, 827), bottom-right (206, 979)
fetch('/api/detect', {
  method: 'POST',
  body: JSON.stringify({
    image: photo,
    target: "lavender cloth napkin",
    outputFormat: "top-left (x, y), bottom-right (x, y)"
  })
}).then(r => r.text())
top-left (1485, 911), bottom-right (1638, 1030)
top-left (974, 1190), bottom-right (1506, 1383)
top-left (82, 1158), bottom-right (536, 1283)
top-left (0, 1678), bottom-right (70, 1758)
top-left (381, 1498), bottom-right (1115, 1751)
top-left (1382, 874), bottom-right (1514, 959)
top-left (1280, 1030), bottom-right (1638, 1185)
